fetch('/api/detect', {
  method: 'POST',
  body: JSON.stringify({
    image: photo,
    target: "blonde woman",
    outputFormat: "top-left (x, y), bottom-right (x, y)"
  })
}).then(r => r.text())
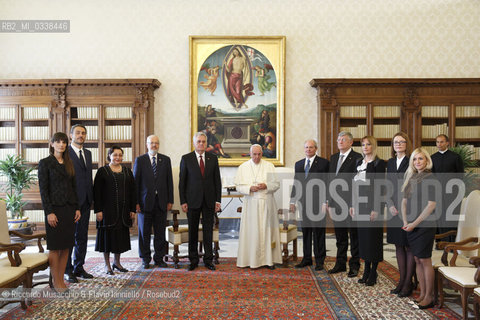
top-left (401, 148), bottom-right (437, 309)
top-left (350, 136), bottom-right (385, 286)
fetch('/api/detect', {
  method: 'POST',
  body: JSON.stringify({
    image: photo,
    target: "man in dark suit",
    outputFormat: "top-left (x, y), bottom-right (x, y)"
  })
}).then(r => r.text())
top-left (133, 135), bottom-right (173, 269)
top-left (65, 124), bottom-right (94, 282)
top-left (431, 134), bottom-right (464, 242)
top-left (326, 131), bottom-right (363, 277)
top-left (179, 131), bottom-right (222, 271)
top-left (290, 139), bottom-right (329, 271)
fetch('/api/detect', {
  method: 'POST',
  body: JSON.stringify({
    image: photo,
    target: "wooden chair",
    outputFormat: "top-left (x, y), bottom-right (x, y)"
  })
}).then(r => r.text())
top-left (237, 207), bottom-right (298, 267)
top-left (278, 208), bottom-right (298, 267)
top-left (438, 256), bottom-right (480, 320)
top-left (432, 190), bottom-right (480, 302)
top-left (0, 201), bottom-right (48, 291)
top-left (0, 244), bottom-right (28, 309)
top-left (473, 286), bottom-right (480, 320)
top-left (166, 209), bottom-right (220, 269)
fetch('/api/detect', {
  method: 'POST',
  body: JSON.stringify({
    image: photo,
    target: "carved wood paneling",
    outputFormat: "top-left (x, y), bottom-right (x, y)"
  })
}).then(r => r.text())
top-left (311, 78), bottom-right (480, 158)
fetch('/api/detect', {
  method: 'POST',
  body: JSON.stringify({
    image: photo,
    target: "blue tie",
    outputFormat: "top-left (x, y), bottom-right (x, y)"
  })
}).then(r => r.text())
top-left (152, 156), bottom-right (157, 177)
top-left (305, 159), bottom-right (310, 178)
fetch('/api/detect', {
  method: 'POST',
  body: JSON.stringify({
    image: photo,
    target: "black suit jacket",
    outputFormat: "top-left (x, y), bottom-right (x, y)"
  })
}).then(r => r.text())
top-left (133, 153), bottom-right (173, 212)
top-left (386, 156), bottom-right (409, 209)
top-left (328, 150), bottom-right (363, 210)
top-left (179, 151), bottom-right (221, 209)
top-left (431, 150), bottom-right (464, 173)
top-left (354, 158), bottom-right (386, 214)
top-left (38, 155), bottom-right (79, 216)
top-left (68, 146), bottom-right (93, 206)
top-left (291, 155), bottom-right (329, 219)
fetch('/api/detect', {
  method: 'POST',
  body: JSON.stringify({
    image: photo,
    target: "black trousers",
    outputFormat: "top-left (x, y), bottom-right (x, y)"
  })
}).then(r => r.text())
top-left (333, 221), bottom-right (360, 270)
top-left (138, 196), bottom-right (167, 264)
top-left (301, 227), bottom-right (326, 265)
top-left (187, 201), bottom-right (214, 264)
top-left (65, 201), bottom-right (91, 274)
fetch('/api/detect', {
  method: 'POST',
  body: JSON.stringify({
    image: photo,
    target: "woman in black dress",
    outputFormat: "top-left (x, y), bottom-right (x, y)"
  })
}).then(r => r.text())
top-left (94, 146), bottom-right (136, 275)
top-left (38, 132), bottom-right (81, 291)
top-left (401, 148), bottom-right (437, 309)
top-left (350, 136), bottom-right (385, 286)
top-left (386, 132), bottom-right (414, 297)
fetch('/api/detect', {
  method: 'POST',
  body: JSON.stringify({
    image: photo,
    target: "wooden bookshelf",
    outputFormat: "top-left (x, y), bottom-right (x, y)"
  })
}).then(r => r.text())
top-left (310, 78), bottom-right (480, 164)
top-left (0, 79), bottom-right (160, 216)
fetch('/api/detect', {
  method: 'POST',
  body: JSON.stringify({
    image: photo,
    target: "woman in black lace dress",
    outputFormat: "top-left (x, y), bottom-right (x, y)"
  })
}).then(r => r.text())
top-left (38, 132), bottom-right (81, 291)
top-left (94, 146), bottom-right (136, 275)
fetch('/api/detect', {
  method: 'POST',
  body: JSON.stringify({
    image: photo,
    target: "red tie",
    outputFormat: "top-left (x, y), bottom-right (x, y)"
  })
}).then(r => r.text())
top-left (199, 155), bottom-right (205, 177)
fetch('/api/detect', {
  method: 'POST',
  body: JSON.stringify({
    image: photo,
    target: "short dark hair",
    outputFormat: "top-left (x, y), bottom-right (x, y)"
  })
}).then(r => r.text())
top-left (107, 146), bottom-right (123, 162)
top-left (70, 124), bottom-right (87, 134)
top-left (436, 134), bottom-right (449, 142)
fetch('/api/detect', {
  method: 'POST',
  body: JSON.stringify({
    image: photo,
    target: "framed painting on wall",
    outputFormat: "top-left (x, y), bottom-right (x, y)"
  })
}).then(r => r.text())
top-left (190, 36), bottom-right (285, 166)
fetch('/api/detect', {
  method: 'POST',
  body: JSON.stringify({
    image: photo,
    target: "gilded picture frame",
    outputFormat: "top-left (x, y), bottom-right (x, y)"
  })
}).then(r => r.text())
top-left (190, 36), bottom-right (285, 166)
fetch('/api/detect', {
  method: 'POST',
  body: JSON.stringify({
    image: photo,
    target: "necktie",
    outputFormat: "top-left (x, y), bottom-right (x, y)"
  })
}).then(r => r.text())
top-left (304, 159), bottom-right (311, 178)
top-left (199, 155), bottom-right (205, 177)
top-left (152, 156), bottom-right (157, 177)
top-left (79, 150), bottom-right (86, 170)
top-left (336, 154), bottom-right (344, 175)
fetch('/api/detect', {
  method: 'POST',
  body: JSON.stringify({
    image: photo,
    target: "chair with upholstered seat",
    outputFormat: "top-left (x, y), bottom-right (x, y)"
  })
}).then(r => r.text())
top-left (0, 200), bottom-right (48, 290)
top-left (277, 208), bottom-right (298, 267)
top-left (438, 256), bottom-right (480, 320)
top-left (166, 209), bottom-right (220, 269)
top-left (431, 190), bottom-right (480, 302)
top-left (0, 243), bottom-right (28, 309)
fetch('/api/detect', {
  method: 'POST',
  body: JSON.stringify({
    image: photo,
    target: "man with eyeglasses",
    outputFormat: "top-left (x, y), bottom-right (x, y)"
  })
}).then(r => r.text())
top-left (325, 131), bottom-right (363, 277)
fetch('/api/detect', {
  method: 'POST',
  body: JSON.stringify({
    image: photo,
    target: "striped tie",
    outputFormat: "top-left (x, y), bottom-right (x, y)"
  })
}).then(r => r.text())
top-left (305, 159), bottom-right (310, 178)
top-left (152, 156), bottom-right (157, 177)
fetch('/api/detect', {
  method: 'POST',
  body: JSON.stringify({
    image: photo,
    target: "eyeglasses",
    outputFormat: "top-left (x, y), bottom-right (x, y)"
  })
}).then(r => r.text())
top-left (393, 141), bottom-right (407, 145)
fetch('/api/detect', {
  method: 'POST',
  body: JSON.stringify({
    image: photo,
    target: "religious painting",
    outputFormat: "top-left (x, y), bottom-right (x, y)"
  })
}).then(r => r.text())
top-left (190, 36), bottom-right (285, 166)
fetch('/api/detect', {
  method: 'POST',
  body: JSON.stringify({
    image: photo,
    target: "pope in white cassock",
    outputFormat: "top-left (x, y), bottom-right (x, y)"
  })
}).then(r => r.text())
top-left (235, 144), bottom-right (282, 269)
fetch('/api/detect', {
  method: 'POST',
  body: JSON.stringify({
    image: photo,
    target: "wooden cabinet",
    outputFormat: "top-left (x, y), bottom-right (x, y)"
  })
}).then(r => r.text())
top-left (0, 79), bottom-right (160, 219)
top-left (310, 78), bottom-right (480, 165)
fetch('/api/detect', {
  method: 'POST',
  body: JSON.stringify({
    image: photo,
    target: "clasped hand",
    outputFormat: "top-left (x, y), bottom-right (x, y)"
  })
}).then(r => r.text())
top-left (250, 183), bottom-right (267, 192)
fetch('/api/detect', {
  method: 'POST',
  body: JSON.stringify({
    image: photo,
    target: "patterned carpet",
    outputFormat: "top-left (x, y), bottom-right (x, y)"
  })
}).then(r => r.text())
top-left (0, 257), bottom-right (460, 319)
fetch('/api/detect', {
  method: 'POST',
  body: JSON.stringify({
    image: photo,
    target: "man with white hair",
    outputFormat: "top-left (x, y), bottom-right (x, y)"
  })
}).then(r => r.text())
top-left (134, 135), bottom-right (173, 269)
top-left (235, 144), bottom-right (282, 269)
top-left (179, 131), bottom-right (222, 271)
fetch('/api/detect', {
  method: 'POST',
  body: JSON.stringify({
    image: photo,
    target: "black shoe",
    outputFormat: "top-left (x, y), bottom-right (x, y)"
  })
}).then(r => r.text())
top-left (295, 261), bottom-right (313, 268)
top-left (112, 264), bottom-right (128, 272)
top-left (398, 286), bottom-right (413, 298)
top-left (358, 271), bottom-right (370, 284)
top-left (188, 263), bottom-right (198, 271)
top-left (64, 272), bottom-right (78, 283)
top-left (155, 261), bottom-right (168, 268)
top-left (314, 265), bottom-right (324, 271)
top-left (266, 265), bottom-right (275, 270)
top-left (205, 263), bottom-right (216, 271)
top-left (347, 269), bottom-right (359, 278)
top-left (142, 263), bottom-right (150, 269)
top-left (75, 269), bottom-right (94, 279)
top-left (328, 265), bottom-right (346, 274)
top-left (418, 301), bottom-right (435, 309)
top-left (365, 272), bottom-right (377, 286)
top-left (106, 269), bottom-right (114, 275)
top-left (390, 285), bottom-right (402, 294)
